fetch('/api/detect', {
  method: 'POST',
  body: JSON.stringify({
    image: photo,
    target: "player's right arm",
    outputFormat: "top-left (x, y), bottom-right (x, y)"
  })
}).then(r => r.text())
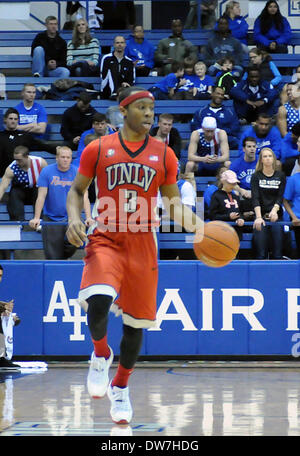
top-left (66, 172), bottom-right (93, 247)
top-left (0, 167), bottom-right (14, 201)
top-left (160, 183), bottom-right (203, 236)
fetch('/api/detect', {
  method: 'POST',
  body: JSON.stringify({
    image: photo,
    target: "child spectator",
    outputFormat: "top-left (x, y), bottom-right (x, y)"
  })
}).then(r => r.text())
top-left (192, 61), bottom-right (214, 99)
top-left (173, 57), bottom-right (197, 100)
top-left (175, 59), bottom-right (214, 100)
top-left (209, 169), bottom-right (245, 239)
top-left (215, 56), bottom-right (238, 99)
top-left (149, 62), bottom-right (185, 100)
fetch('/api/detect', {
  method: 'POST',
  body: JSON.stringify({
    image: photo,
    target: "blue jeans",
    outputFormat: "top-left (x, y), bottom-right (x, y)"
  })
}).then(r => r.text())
top-left (253, 223), bottom-right (283, 259)
top-left (149, 87), bottom-right (169, 100)
top-left (68, 60), bottom-right (99, 77)
top-left (32, 46), bottom-right (70, 78)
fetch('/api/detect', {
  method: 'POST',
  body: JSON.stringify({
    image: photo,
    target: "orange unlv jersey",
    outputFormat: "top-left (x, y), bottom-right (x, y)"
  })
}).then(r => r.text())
top-left (79, 131), bottom-right (178, 232)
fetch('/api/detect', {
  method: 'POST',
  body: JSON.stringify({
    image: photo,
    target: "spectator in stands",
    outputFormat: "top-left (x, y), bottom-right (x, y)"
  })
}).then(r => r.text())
top-left (185, 116), bottom-right (229, 176)
top-left (209, 169), bottom-right (244, 239)
top-left (172, 56), bottom-right (198, 100)
top-left (185, 0), bottom-right (217, 30)
top-left (245, 47), bottom-right (282, 90)
top-left (192, 61), bottom-right (214, 100)
top-left (31, 15), bottom-right (70, 78)
top-left (238, 113), bottom-right (282, 160)
top-left (0, 265), bottom-right (21, 369)
top-left (230, 66), bottom-right (279, 124)
top-left (105, 87), bottom-right (125, 130)
top-left (158, 170), bottom-right (196, 217)
top-left (149, 113), bottom-right (182, 160)
top-left (203, 166), bottom-right (228, 219)
top-left (280, 66), bottom-right (300, 104)
top-left (281, 122), bottom-right (300, 176)
top-left (0, 145), bottom-right (47, 221)
top-left (283, 165), bottom-right (300, 258)
top-left (149, 61), bottom-right (185, 100)
top-left (291, 138), bottom-right (300, 175)
top-left (230, 136), bottom-right (258, 219)
top-left (253, 0), bottom-right (292, 54)
top-left (100, 35), bottom-right (135, 100)
top-left (15, 83), bottom-right (48, 138)
top-left (67, 18), bottom-right (100, 76)
top-left (0, 108), bottom-right (57, 178)
top-left (221, 1), bottom-right (249, 51)
top-left (73, 112), bottom-right (115, 167)
top-left (214, 57), bottom-right (238, 99)
top-left (125, 25), bottom-right (155, 76)
top-left (29, 146), bottom-right (93, 260)
top-left (60, 92), bottom-right (97, 150)
top-left (201, 16), bottom-right (244, 77)
top-left (277, 83), bottom-right (300, 138)
top-left (154, 19), bottom-right (198, 76)
top-left (251, 147), bottom-right (286, 259)
top-left (190, 86), bottom-right (240, 149)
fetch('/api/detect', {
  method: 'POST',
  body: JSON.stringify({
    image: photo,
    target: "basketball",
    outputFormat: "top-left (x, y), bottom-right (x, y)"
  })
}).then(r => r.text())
top-left (194, 221), bottom-right (240, 268)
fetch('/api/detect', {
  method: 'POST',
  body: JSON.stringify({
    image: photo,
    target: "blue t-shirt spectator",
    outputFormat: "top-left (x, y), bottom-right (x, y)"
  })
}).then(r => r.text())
top-left (15, 101), bottom-right (48, 139)
top-left (37, 163), bottom-right (77, 220)
top-left (191, 74), bottom-right (214, 94)
top-left (125, 34), bottom-right (154, 70)
top-left (284, 174), bottom-right (300, 218)
top-left (230, 156), bottom-right (257, 190)
top-left (154, 73), bottom-right (178, 94)
top-left (281, 132), bottom-right (300, 163)
top-left (239, 125), bottom-right (282, 159)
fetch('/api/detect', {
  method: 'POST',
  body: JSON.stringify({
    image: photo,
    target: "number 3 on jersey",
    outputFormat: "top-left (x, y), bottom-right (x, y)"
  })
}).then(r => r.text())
top-left (123, 189), bottom-right (138, 213)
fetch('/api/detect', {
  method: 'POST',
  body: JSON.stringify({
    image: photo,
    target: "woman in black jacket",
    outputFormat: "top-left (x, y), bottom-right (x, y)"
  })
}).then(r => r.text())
top-left (250, 147), bottom-right (286, 259)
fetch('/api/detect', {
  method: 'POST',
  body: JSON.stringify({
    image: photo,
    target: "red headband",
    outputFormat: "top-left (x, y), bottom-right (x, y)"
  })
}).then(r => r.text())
top-left (119, 90), bottom-right (155, 107)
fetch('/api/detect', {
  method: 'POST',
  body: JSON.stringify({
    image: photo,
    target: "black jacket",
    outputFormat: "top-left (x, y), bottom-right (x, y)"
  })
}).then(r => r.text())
top-left (100, 53), bottom-right (135, 99)
top-left (31, 31), bottom-right (67, 67)
top-left (60, 104), bottom-right (97, 141)
top-left (149, 126), bottom-right (182, 159)
top-left (209, 189), bottom-right (243, 221)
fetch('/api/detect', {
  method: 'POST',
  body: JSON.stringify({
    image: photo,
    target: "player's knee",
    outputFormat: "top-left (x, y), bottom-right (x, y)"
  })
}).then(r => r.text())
top-left (87, 294), bottom-right (112, 322)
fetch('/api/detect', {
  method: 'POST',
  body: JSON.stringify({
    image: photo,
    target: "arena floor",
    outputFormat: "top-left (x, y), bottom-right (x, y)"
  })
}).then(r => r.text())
top-left (1, 360), bottom-right (300, 438)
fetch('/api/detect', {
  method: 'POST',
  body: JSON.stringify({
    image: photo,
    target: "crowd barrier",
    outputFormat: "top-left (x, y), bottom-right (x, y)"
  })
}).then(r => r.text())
top-left (1, 259), bottom-right (300, 358)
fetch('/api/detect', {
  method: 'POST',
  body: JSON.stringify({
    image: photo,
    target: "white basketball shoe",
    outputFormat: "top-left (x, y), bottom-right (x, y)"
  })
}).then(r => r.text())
top-left (107, 381), bottom-right (133, 424)
top-left (87, 347), bottom-right (114, 398)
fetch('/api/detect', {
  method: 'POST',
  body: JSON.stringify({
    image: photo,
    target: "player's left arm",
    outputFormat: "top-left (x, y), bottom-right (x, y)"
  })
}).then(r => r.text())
top-left (160, 183), bottom-right (203, 235)
top-left (67, 172), bottom-right (93, 247)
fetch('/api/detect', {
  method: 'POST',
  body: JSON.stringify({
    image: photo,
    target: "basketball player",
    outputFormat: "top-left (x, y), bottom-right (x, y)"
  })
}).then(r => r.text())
top-left (66, 87), bottom-right (203, 425)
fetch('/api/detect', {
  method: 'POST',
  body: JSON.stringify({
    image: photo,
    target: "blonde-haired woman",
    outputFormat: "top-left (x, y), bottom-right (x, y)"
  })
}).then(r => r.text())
top-left (250, 147), bottom-right (286, 259)
top-left (222, 1), bottom-right (249, 48)
top-left (67, 18), bottom-right (100, 76)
